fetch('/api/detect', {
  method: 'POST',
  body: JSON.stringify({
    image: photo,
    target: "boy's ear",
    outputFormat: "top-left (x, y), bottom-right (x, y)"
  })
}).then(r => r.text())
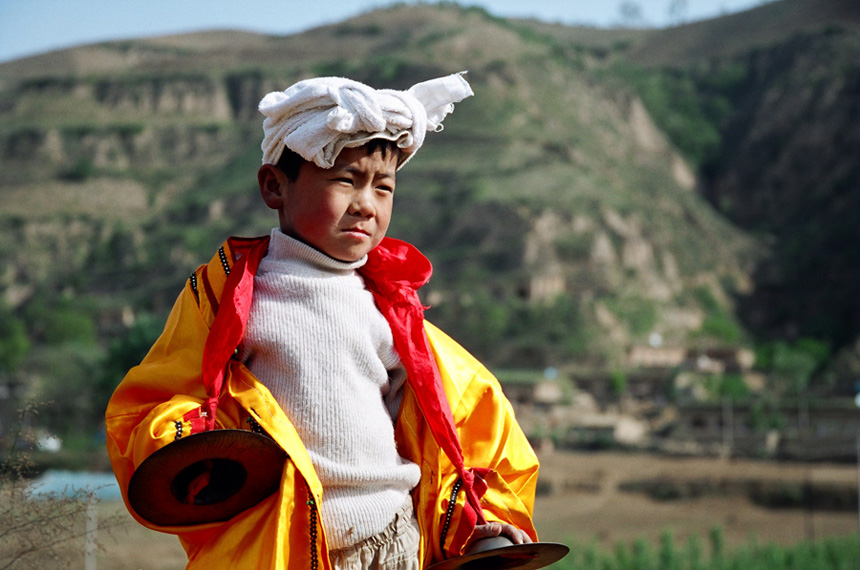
top-left (258, 164), bottom-right (286, 210)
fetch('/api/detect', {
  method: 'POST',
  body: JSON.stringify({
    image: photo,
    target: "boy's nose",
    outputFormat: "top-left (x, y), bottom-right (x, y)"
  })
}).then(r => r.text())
top-left (349, 188), bottom-right (375, 218)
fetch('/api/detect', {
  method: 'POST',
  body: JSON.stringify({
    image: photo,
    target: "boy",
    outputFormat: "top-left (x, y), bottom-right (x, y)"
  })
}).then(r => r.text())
top-left (106, 73), bottom-right (539, 570)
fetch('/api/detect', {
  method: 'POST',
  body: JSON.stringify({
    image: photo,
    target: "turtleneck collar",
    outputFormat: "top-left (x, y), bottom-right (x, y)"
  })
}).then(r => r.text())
top-left (261, 228), bottom-right (367, 278)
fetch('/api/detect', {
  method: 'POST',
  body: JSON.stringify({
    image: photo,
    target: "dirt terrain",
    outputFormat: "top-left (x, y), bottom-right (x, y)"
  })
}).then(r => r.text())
top-left (532, 451), bottom-right (858, 548)
top-left (90, 452), bottom-right (858, 569)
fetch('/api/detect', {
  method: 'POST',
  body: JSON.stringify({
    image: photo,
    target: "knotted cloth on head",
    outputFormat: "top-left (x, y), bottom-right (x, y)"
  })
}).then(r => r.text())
top-left (258, 72), bottom-right (473, 169)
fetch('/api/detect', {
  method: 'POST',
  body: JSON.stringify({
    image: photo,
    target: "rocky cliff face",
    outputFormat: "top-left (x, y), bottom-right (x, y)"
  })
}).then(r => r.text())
top-left (700, 28), bottom-right (859, 347)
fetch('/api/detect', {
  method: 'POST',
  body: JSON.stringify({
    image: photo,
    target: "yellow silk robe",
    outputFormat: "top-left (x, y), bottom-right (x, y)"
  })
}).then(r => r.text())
top-left (106, 236), bottom-right (539, 569)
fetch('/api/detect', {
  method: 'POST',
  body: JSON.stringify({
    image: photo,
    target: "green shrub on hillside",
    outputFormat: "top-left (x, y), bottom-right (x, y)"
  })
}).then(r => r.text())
top-left (0, 304), bottom-right (30, 374)
top-left (89, 314), bottom-right (165, 432)
top-left (429, 293), bottom-right (589, 368)
top-left (692, 286), bottom-right (743, 344)
top-left (748, 399), bottom-right (786, 431)
top-left (59, 157), bottom-right (96, 182)
top-left (610, 370), bottom-right (628, 399)
top-left (42, 310), bottom-right (97, 346)
top-left (710, 372), bottom-right (751, 401)
top-left (699, 313), bottom-right (742, 344)
top-left (609, 60), bottom-right (748, 167)
top-left (754, 338), bottom-right (830, 395)
top-left (29, 344), bottom-right (104, 444)
top-left (22, 295), bottom-right (98, 347)
top-left (603, 295), bottom-right (658, 337)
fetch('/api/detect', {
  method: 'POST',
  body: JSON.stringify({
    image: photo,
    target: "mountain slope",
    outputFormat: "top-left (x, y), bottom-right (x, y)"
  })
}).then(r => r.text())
top-left (0, 2), bottom-right (850, 380)
top-left (627, 0), bottom-right (859, 347)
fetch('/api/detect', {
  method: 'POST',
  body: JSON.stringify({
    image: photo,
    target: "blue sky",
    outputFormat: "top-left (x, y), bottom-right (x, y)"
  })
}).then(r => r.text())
top-left (0, 0), bottom-right (766, 64)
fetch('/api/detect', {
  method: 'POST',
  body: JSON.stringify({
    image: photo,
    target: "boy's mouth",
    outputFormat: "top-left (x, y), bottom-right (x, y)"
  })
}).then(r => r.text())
top-left (343, 227), bottom-right (370, 237)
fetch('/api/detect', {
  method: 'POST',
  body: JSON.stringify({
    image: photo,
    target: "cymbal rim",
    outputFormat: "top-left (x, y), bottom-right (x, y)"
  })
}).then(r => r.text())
top-left (425, 542), bottom-right (570, 570)
top-left (128, 429), bottom-right (286, 526)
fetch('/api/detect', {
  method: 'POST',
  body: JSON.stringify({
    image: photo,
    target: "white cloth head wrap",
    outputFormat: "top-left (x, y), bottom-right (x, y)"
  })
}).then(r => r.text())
top-left (258, 72), bottom-right (473, 169)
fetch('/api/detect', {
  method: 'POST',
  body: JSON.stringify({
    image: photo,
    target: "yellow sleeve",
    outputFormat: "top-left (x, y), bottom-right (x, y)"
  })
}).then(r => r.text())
top-left (104, 278), bottom-right (218, 529)
top-left (424, 322), bottom-right (539, 556)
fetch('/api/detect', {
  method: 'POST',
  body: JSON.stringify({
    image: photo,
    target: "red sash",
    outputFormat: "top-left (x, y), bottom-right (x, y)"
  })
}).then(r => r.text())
top-left (193, 236), bottom-right (488, 528)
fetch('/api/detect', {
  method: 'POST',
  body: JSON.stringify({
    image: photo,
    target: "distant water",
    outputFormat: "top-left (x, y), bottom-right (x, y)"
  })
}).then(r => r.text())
top-left (29, 470), bottom-right (122, 501)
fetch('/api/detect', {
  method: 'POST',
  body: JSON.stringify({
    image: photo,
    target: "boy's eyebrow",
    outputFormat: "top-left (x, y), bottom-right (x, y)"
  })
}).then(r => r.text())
top-left (339, 165), bottom-right (396, 180)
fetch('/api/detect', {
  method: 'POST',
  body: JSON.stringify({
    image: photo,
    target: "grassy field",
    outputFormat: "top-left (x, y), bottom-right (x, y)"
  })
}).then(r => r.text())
top-left (52, 451), bottom-right (854, 569)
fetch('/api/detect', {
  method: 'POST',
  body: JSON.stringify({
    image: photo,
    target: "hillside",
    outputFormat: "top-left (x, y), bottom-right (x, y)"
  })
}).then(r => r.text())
top-left (515, 0), bottom-right (859, 350)
top-left (631, 0), bottom-right (859, 349)
top-left (0, 1), bottom-right (856, 443)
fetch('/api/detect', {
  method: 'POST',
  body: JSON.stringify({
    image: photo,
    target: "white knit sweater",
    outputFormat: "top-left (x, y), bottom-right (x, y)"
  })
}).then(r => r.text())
top-left (239, 229), bottom-right (421, 550)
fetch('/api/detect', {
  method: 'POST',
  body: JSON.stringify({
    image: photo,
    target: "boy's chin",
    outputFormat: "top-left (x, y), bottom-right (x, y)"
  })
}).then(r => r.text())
top-left (327, 250), bottom-right (369, 263)
top-left (318, 244), bottom-right (371, 263)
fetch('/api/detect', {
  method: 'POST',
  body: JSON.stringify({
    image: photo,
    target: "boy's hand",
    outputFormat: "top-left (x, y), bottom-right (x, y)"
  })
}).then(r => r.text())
top-left (465, 522), bottom-right (532, 552)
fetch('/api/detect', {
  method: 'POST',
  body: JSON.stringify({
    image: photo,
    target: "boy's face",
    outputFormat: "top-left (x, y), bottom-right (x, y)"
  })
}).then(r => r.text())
top-left (259, 145), bottom-right (397, 262)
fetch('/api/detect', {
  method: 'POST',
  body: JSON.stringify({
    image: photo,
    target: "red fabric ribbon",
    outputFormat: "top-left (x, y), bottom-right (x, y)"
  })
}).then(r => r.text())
top-left (360, 237), bottom-right (488, 527)
top-left (195, 235), bottom-right (487, 530)
top-left (196, 240), bottom-right (269, 432)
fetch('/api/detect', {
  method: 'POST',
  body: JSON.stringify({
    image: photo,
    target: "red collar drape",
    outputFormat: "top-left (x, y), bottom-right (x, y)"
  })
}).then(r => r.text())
top-left (199, 235), bottom-right (488, 527)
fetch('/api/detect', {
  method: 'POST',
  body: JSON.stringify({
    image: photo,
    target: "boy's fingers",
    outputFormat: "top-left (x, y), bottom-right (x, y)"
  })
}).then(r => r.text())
top-left (468, 523), bottom-right (532, 550)
top-left (498, 524), bottom-right (532, 544)
top-left (474, 522), bottom-right (502, 538)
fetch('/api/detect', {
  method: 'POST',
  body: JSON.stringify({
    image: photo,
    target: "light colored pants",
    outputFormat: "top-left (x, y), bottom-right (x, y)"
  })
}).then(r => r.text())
top-left (329, 499), bottom-right (421, 570)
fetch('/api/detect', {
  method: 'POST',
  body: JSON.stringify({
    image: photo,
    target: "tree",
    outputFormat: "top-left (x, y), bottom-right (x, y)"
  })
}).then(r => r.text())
top-left (0, 405), bottom-right (120, 569)
top-left (667, 0), bottom-right (688, 26)
top-left (618, 0), bottom-right (645, 27)
top-left (610, 370), bottom-right (628, 400)
top-left (95, 314), bottom-right (164, 422)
